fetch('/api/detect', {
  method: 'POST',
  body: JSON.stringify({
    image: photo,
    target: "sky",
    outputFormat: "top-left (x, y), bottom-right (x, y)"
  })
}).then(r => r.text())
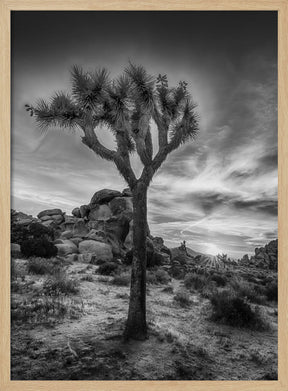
top-left (11, 11), bottom-right (278, 258)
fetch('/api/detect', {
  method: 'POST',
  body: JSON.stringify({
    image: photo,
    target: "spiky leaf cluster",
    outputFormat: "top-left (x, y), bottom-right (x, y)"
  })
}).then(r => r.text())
top-left (27, 63), bottom-right (199, 175)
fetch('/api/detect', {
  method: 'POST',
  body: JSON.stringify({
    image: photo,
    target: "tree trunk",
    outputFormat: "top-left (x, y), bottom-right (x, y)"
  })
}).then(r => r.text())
top-left (124, 181), bottom-right (148, 340)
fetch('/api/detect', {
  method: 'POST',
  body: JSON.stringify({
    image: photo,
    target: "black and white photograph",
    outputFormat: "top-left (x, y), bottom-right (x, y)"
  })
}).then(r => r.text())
top-left (11, 11), bottom-right (278, 380)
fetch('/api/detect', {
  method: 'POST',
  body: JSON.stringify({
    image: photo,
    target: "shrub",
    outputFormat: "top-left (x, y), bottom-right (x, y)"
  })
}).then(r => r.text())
top-left (174, 290), bottom-right (191, 307)
top-left (97, 262), bottom-right (119, 276)
top-left (112, 272), bottom-right (130, 286)
top-left (27, 257), bottom-right (61, 275)
top-left (210, 273), bottom-right (227, 287)
top-left (28, 222), bottom-right (54, 240)
top-left (43, 272), bottom-right (79, 296)
top-left (90, 258), bottom-right (105, 265)
top-left (11, 223), bottom-right (29, 245)
top-left (147, 252), bottom-right (163, 268)
top-left (146, 271), bottom-right (157, 284)
top-left (229, 277), bottom-right (267, 305)
top-left (173, 254), bottom-right (188, 265)
top-left (21, 238), bottom-right (58, 258)
top-left (155, 269), bottom-right (170, 284)
top-left (265, 281), bottom-right (278, 302)
top-left (184, 272), bottom-right (209, 291)
top-left (210, 290), bottom-right (267, 330)
top-left (146, 269), bottom-right (170, 285)
top-left (11, 221), bottom-right (55, 246)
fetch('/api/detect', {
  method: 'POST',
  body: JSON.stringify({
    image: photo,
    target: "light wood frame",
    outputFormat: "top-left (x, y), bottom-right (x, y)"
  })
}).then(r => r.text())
top-left (1, 1), bottom-right (287, 390)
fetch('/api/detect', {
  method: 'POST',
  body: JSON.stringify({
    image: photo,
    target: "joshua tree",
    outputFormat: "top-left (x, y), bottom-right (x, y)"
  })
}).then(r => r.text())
top-left (26, 63), bottom-right (199, 340)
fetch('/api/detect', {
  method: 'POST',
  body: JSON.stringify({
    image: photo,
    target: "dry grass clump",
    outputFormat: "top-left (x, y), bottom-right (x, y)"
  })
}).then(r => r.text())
top-left (210, 289), bottom-right (269, 330)
top-left (27, 257), bottom-right (61, 275)
top-left (97, 262), bottom-right (119, 276)
top-left (43, 272), bottom-right (79, 296)
top-left (11, 295), bottom-right (84, 325)
top-left (147, 269), bottom-right (171, 285)
top-left (184, 272), bottom-right (209, 291)
top-left (112, 272), bottom-right (131, 286)
top-left (173, 290), bottom-right (191, 307)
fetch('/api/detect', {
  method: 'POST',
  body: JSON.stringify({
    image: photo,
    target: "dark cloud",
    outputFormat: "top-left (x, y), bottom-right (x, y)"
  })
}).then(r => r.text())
top-left (258, 149), bottom-right (278, 169)
top-left (232, 198), bottom-right (277, 216)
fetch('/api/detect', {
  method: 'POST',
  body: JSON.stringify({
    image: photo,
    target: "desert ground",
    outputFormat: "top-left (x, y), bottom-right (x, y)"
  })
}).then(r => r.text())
top-left (11, 255), bottom-right (277, 380)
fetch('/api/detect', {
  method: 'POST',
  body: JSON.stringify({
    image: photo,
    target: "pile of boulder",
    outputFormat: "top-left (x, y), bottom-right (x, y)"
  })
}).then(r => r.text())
top-left (11, 188), bottom-right (171, 266)
top-left (37, 209), bottom-right (65, 227)
top-left (240, 239), bottom-right (278, 270)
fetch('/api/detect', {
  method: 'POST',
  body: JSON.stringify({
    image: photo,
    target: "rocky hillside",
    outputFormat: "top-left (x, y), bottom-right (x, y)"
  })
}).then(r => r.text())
top-left (239, 240), bottom-right (278, 271)
top-left (11, 188), bottom-right (170, 266)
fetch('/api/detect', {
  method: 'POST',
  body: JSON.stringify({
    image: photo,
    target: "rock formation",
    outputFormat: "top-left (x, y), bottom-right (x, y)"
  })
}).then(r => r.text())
top-left (11, 189), bottom-right (170, 265)
top-left (240, 239), bottom-right (278, 270)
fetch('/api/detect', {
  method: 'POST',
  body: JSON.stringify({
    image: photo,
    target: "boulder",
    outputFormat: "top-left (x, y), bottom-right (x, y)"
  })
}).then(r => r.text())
top-left (50, 214), bottom-right (64, 224)
top-left (77, 253), bottom-right (97, 264)
top-left (69, 237), bottom-right (83, 247)
top-left (64, 215), bottom-right (78, 225)
top-left (66, 254), bottom-right (79, 262)
top-left (79, 240), bottom-right (113, 262)
top-left (109, 197), bottom-right (133, 216)
top-left (90, 189), bottom-right (122, 206)
top-left (105, 216), bottom-right (130, 243)
top-left (85, 229), bottom-right (106, 242)
top-left (55, 240), bottom-right (78, 256)
top-left (72, 207), bottom-right (81, 218)
top-left (60, 230), bottom-right (73, 239)
top-left (73, 219), bottom-right (89, 237)
top-left (80, 205), bottom-right (90, 219)
top-left (37, 209), bottom-right (63, 219)
top-left (41, 220), bottom-right (55, 227)
top-left (39, 215), bottom-right (53, 222)
top-left (17, 218), bottom-right (34, 226)
top-left (88, 204), bottom-right (112, 221)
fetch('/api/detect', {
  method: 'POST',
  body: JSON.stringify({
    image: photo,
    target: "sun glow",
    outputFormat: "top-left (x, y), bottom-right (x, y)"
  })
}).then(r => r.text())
top-left (205, 243), bottom-right (222, 256)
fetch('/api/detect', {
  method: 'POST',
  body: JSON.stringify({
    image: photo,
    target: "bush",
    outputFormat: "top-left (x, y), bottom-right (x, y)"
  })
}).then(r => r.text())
top-left (28, 222), bottom-right (54, 240)
top-left (184, 272), bottom-right (209, 291)
top-left (146, 269), bottom-right (170, 285)
top-left (174, 290), bottom-right (191, 307)
top-left (265, 281), bottom-right (278, 302)
top-left (147, 252), bottom-right (163, 268)
top-left (146, 271), bottom-right (157, 284)
top-left (155, 269), bottom-right (170, 284)
top-left (229, 277), bottom-right (267, 305)
top-left (11, 221), bottom-right (55, 246)
top-left (97, 262), bottom-right (119, 276)
top-left (21, 238), bottom-right (58, 258)
top-left (43, 273), bottom-right (79, 296)
top-left (210, 273), bottom-right (227, 287)
top-left (112, 272), bottom-right (130, 286)
top-left (11, 223), bottom-right (29, 246)
top-left (210, 290), bottom-right (267, 330)
top-left (28, 258), bottom-right (53, 275)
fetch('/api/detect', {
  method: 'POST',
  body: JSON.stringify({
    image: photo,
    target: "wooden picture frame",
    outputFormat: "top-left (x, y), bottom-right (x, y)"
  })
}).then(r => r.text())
top-left (1, 1), bottom-right (287, 390)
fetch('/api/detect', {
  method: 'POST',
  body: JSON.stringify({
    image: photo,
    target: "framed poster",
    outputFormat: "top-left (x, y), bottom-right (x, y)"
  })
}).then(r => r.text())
top-left (1, 1), bottom-right (287, 390)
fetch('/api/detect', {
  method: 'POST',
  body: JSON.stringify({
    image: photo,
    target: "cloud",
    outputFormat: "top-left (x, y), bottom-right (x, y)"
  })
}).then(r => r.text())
top-left (11, 12), bottom-right (277, 258)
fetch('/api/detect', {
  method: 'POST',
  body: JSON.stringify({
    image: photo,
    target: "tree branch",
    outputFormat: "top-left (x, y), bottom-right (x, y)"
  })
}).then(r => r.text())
top-left (152, 108), bottom-right (168, 149)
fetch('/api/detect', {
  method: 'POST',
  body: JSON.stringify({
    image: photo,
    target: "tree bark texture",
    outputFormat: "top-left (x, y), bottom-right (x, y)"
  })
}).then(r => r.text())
top-left (124, 182), bottom-right (148, 340)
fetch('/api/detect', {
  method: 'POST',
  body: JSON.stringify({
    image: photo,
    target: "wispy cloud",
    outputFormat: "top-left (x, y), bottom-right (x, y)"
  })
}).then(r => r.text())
top-left (11, 11), bottom-right (277, 258)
